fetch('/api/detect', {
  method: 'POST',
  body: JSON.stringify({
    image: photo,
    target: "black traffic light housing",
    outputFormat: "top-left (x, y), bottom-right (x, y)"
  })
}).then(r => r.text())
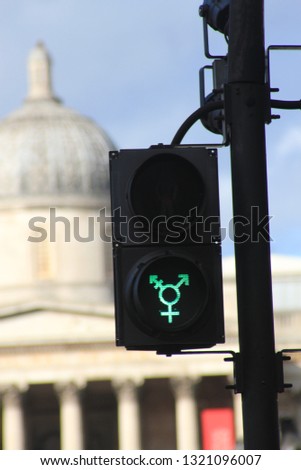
top-left (110, 145), bottom-right (224, 354)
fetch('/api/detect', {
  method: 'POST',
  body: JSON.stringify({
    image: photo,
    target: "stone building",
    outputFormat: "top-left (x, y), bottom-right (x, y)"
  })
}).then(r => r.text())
top-left (0, 43), bottom-right (300, 450)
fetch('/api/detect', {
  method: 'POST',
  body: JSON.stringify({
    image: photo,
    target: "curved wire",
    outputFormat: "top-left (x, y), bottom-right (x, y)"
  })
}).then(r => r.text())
top-left (171, 101), bottom-right (224, 146)
top-left (171, 98), bottom-right (301, 146)
top-left (271, 99), bottom-right (301, 110)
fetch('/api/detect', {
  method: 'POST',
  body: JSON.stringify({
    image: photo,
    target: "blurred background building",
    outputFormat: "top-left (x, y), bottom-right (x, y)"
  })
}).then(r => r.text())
top-left (0, 43), bottom-right (300, 450)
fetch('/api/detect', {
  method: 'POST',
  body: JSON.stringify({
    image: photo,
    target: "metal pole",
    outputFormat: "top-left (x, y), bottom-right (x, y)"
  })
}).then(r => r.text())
top-left (227, 0), bottom-right (280, 449)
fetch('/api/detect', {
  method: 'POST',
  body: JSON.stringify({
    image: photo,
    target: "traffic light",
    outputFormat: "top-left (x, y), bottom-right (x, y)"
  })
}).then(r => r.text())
top-left (109, 145), bottom-right (224, 354)
top-left (200, 0), bottom-right (230, 35)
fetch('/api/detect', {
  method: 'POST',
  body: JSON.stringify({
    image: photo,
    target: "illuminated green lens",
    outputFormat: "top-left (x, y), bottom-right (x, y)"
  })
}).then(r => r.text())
top-left (131, 255), bottom-right (208, 334)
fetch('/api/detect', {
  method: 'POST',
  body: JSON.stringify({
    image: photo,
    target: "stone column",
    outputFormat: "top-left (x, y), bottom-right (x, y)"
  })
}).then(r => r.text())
top-left (114, 379), bottom-right (142, 450)
top-left (2, 385), bottom-right (26, 450)
top-left (233, 391), bottom-right (244, 447)
top-left (172, 377), bottom-right (199, 450)
top-left (56, 382), bottom-right (84, 450)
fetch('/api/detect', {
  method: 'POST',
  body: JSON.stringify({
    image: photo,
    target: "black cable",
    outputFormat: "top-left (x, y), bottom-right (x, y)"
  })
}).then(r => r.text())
top-left (271, 99), bottom-right (301, 110)
top-left (171, 98), bottom-right (301, 146)
top-left (171, 101), bottom-right (224, 146)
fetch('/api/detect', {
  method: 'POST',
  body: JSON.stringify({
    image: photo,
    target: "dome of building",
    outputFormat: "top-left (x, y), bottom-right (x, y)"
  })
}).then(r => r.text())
top-left (0, 42), bottom-right (114, 204)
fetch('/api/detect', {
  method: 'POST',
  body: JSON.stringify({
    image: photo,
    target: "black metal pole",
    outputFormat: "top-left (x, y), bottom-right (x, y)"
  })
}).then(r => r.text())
top-left (227, 0), bottom-right (280, 449)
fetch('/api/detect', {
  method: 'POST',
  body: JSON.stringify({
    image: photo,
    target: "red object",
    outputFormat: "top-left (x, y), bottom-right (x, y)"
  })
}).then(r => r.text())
top-left (201, 408), bottom-right (235, 449)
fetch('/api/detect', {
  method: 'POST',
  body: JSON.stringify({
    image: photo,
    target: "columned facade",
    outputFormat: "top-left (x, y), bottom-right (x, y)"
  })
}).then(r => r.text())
top-left (0, 374), bottom-right (237, 450)
top-left (1, 360), bottom-right (301, 450)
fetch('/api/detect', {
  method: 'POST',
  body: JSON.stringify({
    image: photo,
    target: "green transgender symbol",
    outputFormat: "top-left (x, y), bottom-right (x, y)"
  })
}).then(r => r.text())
top-left (149, 274), bottom-right (190, 324)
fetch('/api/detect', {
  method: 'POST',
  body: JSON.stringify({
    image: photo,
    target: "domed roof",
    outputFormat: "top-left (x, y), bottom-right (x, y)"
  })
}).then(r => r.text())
top-left (0, 42), bottom-right (115, 204)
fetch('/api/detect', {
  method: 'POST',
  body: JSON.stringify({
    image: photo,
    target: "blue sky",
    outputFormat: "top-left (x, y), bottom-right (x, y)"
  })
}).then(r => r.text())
top-left (1, 0), bottom-right (301, 256)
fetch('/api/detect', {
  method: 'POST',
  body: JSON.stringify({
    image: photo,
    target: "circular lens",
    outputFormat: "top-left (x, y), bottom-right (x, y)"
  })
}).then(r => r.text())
top-left (129, 154), bottom-right (205, 221)
top-left (128, 254), bottom-right (209, 336)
